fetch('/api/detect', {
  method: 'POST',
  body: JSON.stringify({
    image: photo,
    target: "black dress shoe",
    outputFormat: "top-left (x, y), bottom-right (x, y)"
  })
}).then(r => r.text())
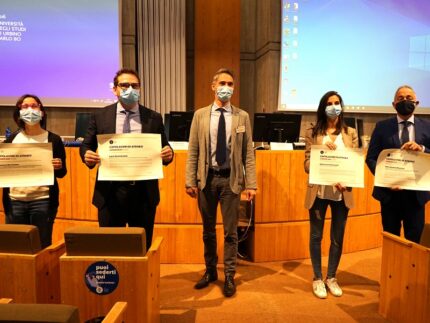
top-left (194, 270), bottom-right (218, 289)
top-left (223, 275), bottom-right (236, 297)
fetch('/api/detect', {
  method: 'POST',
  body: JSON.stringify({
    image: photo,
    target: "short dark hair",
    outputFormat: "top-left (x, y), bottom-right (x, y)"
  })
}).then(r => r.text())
top-left (212, 68), bottom-right (235, 83)
top-left (113, 68), bottom-right (141, 86)
top-left (13, 94), bottom-right (47, 129)
top-left (312, 90), bottom-right (347, 137)
top-left (393, 85), bottom-right (415, 101)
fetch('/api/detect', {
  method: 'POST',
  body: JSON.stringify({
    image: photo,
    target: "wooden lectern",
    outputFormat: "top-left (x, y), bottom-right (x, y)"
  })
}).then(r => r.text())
top-left (0, 224), bottom-right (65, 303)
top-left (379, 232), bottom-right (430, 323)
top-left (60, 227), bottom-right (162, 323)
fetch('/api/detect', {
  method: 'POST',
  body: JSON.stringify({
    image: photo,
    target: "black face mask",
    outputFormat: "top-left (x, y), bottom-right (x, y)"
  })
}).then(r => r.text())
top-left (395, 100), bottom-right (416, 116)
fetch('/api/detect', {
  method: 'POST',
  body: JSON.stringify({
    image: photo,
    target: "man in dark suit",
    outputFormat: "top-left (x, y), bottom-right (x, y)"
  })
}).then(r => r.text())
top-left (366, 85), bottom-right (430, 243)
top-left (80, 68), bottom-right (174, 249)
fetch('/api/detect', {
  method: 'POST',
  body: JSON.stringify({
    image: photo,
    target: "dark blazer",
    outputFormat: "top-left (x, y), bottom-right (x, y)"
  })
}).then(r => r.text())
top-left (2, 131), bottom-right (67, 215)
top-left (79, 103), bottom-right (172, 209)
top-left (366, 116), bottom-right (430, 205)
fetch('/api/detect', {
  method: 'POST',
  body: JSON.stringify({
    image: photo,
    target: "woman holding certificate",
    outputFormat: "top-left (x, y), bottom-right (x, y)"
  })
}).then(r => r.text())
top-left (304, 91), bottom-right (358, 299)
top-left (2, 94), bottom-right (67, 248)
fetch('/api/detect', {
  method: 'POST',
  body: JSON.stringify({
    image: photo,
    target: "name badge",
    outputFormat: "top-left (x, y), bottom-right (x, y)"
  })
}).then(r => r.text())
top-left (236, 126), bottom-right (245, 133)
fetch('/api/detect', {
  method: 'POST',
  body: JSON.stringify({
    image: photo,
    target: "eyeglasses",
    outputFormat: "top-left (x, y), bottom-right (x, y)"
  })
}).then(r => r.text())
top-left (117, 82), bottom-right (140, 90)
top-left (20, 103), bottom-right (40, 109)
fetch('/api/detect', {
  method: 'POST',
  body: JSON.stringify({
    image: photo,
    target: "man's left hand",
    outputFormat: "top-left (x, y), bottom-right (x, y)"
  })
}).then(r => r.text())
top-left (161, 145), bottom-right (174, 163)
top-left (244, 189), bottom-right (256, 201)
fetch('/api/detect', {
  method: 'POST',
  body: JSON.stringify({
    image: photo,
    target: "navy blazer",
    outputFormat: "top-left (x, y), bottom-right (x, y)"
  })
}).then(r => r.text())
top-left (366, 116), bottom-right (430, 205)
top-left (79, 103), bottom-right (173, 209)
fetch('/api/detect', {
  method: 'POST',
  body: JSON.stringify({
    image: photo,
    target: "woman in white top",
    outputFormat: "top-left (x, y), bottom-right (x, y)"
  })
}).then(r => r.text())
top-left (304, 91), bottom-right (358, 299)
top-left (3, 94), bottom-right (67, 248)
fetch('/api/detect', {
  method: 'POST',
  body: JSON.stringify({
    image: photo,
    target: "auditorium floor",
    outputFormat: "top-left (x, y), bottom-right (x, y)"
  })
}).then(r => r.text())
top-left (159, 247), bottom-right (387, 322)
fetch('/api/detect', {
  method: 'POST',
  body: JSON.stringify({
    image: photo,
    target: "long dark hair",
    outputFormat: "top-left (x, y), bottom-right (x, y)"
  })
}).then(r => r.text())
top-left (13, 94), bottom-right (47, 129)
top-left (312, 90), bottom-right (347, 138)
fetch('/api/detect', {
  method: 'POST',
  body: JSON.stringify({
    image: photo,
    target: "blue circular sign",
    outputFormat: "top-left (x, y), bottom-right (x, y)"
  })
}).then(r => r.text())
top-left (84, 261), bottom-right (119, 295)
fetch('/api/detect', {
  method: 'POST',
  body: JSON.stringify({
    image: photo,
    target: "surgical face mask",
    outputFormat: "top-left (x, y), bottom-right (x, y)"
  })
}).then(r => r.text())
top-left (325, 104), bottom-right (342, 119)
top-left (395, 100), bottom-right (415, 116)
top-left (216, 86), bottom-right (233, 102)
top-left (119, 87), bottom-right (140, 106)
top-left (19, 108), bottom-right (42, 126)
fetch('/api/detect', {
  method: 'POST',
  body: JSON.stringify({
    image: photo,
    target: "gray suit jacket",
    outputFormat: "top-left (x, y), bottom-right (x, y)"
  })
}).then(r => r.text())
top-left (304, 126), bottom-right (358, 209)
top-left (185, 105), bottom-right (257, 194)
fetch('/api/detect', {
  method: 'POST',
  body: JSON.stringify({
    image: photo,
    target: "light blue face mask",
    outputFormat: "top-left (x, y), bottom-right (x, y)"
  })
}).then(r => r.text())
top-left (120, 87), bottom-right (140, 106)
top-left (19, 108), bottom-right (42, 126)
top-left (216, 86), bottom-right (233, 102)
top-left (325, 104), bottom-right (342, 119)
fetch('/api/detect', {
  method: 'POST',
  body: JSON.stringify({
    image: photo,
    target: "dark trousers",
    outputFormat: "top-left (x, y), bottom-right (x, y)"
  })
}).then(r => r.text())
top-left (7, 199), bottom-right (57, 249)
top-left (98, 182), bottom-right (157, 250)
top-left (309, 197), bottom-right (349, 280)
top-left (380, 190), bottom-right (425, 243)
top-left (198, 174), bottom-right (240, 276)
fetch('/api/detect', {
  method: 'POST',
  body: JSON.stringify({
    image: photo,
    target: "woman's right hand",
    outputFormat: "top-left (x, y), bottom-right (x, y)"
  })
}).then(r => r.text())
top-left (325, 142), bottom-right (337, 150)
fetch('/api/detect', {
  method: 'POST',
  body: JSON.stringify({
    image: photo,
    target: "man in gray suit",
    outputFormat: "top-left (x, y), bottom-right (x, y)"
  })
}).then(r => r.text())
top-left (185, 68), bottom-right (257, 297)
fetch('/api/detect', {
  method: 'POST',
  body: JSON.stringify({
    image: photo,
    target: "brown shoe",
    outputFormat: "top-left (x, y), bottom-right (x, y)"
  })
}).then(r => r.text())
top-left (194, 270), bottom-right (218, 289)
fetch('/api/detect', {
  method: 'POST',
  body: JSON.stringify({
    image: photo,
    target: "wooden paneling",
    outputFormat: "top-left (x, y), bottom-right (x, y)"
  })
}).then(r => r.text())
top-left (69, 148), bottom-right (98, 221)
top-left (154, 224), bottom-right (224, 264)
top-left (255, 151), bottom-right (291, 222)
top-left (252, 213), bottom-right (382, 262)
top-left (288, 151), bottom-right (310, 220)
top-left (156, 151), bottom-right (201, 223)
top-left (194, 0), bottom-right (241, 109)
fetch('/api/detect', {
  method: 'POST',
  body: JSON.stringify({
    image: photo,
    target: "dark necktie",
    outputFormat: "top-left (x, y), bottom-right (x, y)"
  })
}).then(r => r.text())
top-left (122, 110), bottom-right (134, 133)
top-left (400, 120), bottom-right (411, 145)
top-left (216, 108), bottom-right (226, 166)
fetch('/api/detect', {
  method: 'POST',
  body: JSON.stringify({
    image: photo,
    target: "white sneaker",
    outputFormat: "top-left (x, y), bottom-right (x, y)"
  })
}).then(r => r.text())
top-left (312, 279), bottom-right (327, 299)
top-left (325, 277), bottom-right (343, 297)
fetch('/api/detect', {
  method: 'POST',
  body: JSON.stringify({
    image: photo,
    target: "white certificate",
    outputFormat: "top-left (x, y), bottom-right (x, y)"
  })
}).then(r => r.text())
top-left (97, 133), bottom-right (163, 181)
top-left (309, 146), bottom-right (365, 187)
top-left (0, 143), bottom-right (53, 187)
top-left (375, 149), bottom-right (430, 191)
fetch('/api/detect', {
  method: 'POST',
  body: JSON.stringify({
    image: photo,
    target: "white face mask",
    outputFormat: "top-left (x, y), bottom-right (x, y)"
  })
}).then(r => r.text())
top-left (19, 108), bottom-right (42, 126)
top-left (325, 104), bottom-right (342, 119)
top-left (216, 86), bottom-right (234, 102)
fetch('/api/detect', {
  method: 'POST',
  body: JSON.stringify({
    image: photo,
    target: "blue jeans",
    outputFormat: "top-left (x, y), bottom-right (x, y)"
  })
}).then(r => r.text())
top-left (309, 197), bottom-right (349, 280)
top-left (6, 199), bottom-right (57, 249)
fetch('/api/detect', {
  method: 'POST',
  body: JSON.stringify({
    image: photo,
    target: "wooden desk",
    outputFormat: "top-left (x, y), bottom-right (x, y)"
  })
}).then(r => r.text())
top-left (2, 148), bottom-right (429, 263)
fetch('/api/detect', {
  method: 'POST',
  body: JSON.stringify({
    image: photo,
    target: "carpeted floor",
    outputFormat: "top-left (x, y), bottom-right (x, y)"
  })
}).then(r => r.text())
top-left (160, 248), bottom-right (387, 322)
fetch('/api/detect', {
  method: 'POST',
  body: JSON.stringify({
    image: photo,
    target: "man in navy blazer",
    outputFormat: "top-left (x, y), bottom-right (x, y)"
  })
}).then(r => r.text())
top-left (366, 85), bottom-right (430, 243)
top-left (80, 68), bottom-right (174, 249)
